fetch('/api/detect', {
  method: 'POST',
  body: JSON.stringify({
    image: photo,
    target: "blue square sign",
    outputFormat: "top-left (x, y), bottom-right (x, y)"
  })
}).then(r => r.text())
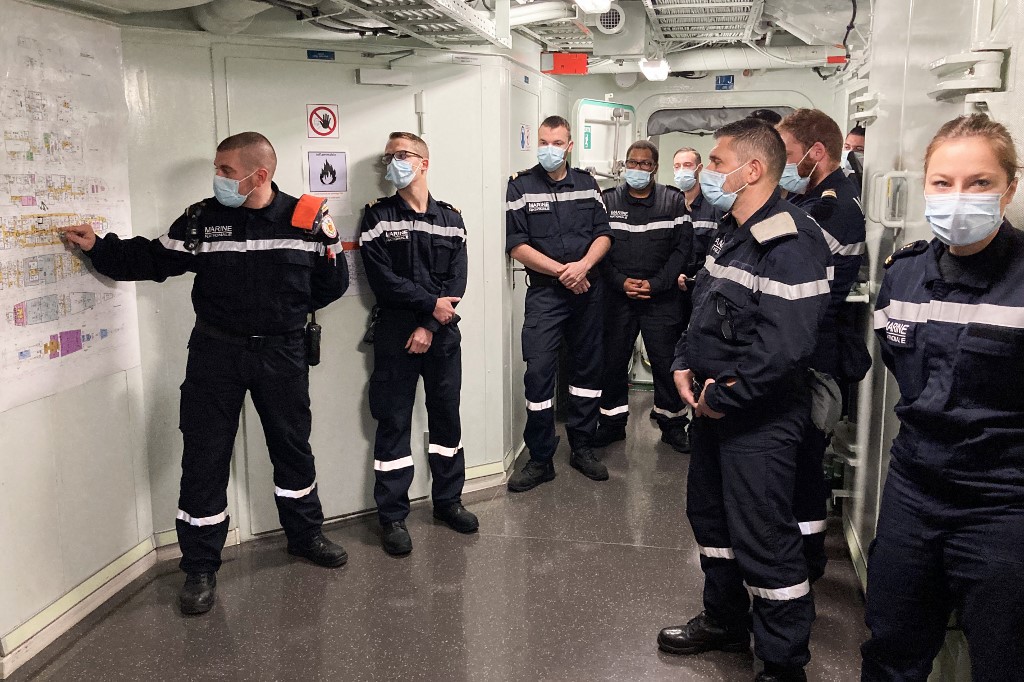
top-left (715, 75), bottom-right (735, 91)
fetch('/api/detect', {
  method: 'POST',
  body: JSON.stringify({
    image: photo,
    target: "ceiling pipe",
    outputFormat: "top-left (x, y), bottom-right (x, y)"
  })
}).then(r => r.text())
top-left (191, 0), bottom-right (275, 34)
top-left (509, 1), bottom-right (576, 26)
top-left (588, 45), bottom-right (845, 73)
top-left (63, 0), bottom-right (209, 13)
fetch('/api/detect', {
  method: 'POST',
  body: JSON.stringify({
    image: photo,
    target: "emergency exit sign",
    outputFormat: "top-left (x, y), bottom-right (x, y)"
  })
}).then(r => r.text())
top-left (584, 126), bottom-right (593, 150)
top-left (715, 75), bottom-right (735, 91)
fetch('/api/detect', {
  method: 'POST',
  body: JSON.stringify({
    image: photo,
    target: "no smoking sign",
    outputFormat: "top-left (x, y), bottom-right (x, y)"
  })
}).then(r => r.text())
top-left (307, 104), bottom-right (340, 138)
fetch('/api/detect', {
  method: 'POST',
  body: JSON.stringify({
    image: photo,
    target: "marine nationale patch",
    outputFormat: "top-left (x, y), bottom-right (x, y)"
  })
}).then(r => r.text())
top-left (385, 229), bottom-right (410, 242)
top-left (527, 201), bottom-right (552, 213)
top-left (609, 210), bottom-right (629, 220)
top-left (884, 319), bottom-right (916, 348)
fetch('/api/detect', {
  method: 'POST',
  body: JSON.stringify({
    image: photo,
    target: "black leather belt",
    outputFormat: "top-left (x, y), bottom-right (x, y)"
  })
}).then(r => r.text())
top-left (525, 269), bottom-right (561, 287)
top-left (194, 318), bottom-right (301, 352)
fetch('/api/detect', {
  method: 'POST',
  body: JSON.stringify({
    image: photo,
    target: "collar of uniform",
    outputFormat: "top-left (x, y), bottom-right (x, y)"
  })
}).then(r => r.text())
top-left (926, 219), bottom-right (1015, 290)
top-left (740, 187), bottom-right (784, 227)
top-left (622, 183), bottom-right (656, 206)
top-left (803, 168), bottom-right (847, 201)
top-left (393, 192), bottom-right (441, 218)
top-left (534, 163), bottom-right (576, 189)
top-left (689, 191), bottom-right (704, 212)
top-left (253, 182), bottom-right (290, 222)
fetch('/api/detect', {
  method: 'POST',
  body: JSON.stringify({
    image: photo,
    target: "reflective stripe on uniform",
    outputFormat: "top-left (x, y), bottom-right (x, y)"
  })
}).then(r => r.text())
top-left (506, 189), bottom-right (603, 212)
top-left (374, 456), bottom-right (414, 472)
top-left (527, 398), bottom-right (553, 411)
top-left (428, 442), bottom-right (463, 457)
top-left (176, 508), bottom-right (228, 527)
top-left (600, 405), bottom-right (629, 416)
top-left (159, 235), bottom-right (322, 255)
top-left (798, 520), bottom-right (827, 535)
top-left (609, 220), bottom-right (676, 233)
top-left (692, 220), bottom-right (718, 234)
top-left (698, 545), bottom-right (736, 559)
top-left (652, 406), bottom-right (688, 418)
top-left (819, 226), bottom-right (867, 257)
top-left (706, 256), bottom-right (830, 301)
top-left (874, 298), bottom-right (1024, 330)
top-left (360, 219), bottom-right (466, 245)
top-left (745, 579), bottom-right (811, 601)
top-left (274, 480), bottom-right (317, 499)
top-left (568, 385), bottom-right (602, 398)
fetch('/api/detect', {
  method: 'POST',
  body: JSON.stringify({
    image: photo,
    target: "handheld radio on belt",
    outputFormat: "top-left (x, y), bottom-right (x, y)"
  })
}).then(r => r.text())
top-left (305, 312), bottom-right (322, 366)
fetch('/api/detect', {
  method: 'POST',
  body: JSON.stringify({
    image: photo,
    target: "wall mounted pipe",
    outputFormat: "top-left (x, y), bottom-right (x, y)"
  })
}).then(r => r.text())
top-left (191, 0), bottom-right (275, 34)
top-left (588, 45), bottom-right (844, 73)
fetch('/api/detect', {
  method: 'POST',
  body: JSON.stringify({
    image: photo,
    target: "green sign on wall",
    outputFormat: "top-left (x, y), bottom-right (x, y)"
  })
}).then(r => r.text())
top-left (583, 126), bottom-right (592, 150)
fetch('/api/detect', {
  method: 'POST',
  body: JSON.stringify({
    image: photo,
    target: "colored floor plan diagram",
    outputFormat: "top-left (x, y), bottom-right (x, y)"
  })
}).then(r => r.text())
top-left (0, 19), bottom-right (140, 412)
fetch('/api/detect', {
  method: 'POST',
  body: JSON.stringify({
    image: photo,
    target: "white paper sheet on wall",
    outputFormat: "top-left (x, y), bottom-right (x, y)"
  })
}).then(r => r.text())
top-left (0, 4), bottom-right (141, 413)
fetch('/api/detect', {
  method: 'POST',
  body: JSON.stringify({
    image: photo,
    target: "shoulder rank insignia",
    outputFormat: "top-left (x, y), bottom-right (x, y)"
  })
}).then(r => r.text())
top-left (821, 189), bottom-right (838, 200)
top-left (750, 212), bottom-right (798, 244)
top-left (438, 200), bottom-right (461, 214)
top-left (884, 240), bottom-right (929, 268)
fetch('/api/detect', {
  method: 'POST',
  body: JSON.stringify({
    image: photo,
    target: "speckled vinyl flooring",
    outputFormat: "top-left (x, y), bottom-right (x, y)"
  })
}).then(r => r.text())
top-left (10, 392), bottom-right (868, 682)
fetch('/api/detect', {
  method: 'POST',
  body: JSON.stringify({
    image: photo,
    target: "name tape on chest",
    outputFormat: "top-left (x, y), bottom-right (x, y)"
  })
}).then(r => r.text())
top-left (527, 201), bottom-right (551, 213)
top-left (385, 228), bottom-right (411, 242)
top-left (204, 225), bottom-right (233, 239)
top-left (710, 237), bottom-right (726, 257)
top-left (609, 210), bottom-right (629, 220)
top-left (885, 319), bottom-right (915, 347)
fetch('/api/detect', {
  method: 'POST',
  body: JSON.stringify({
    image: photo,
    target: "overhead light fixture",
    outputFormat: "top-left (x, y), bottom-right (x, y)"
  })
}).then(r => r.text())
top-left (573, 0), bottom-right (612, 14)
top-left (638, 58), bottom-right (669, 81)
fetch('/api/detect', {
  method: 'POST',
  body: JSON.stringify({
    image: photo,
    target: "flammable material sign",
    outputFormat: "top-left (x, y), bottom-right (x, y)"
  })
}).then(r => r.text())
top-left (307, 151), bottom-right (348, 194)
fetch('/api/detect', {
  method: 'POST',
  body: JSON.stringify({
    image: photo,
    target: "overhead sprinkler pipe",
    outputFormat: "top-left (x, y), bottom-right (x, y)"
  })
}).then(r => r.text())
top-left (588, 45), bottom-right (846, 73)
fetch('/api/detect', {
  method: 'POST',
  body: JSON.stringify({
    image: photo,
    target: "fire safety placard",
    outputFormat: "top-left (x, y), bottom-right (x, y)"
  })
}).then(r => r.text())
top-left (307, 104), bottom-right (340, 138)
top-left (307, 151), bottom-right (348, 194)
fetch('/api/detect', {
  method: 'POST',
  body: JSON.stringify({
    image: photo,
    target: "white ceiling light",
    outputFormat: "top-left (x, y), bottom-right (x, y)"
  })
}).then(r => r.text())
top-left (638, 58), bottom-right (669, 81)
top-left (573, 0), bottom-right (612, 15)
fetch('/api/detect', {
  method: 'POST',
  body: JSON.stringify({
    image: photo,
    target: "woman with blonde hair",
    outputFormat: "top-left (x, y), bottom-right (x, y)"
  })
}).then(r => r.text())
top-left (862, 114), bottom-right (1024, 681)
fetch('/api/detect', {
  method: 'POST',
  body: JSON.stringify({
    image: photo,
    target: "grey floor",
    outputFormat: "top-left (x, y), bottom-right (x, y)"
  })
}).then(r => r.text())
top-left (11, 392), bottom-right (868, 682)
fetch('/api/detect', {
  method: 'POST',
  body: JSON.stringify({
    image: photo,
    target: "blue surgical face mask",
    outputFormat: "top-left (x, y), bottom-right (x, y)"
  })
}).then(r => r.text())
top-left (674, 168), bottom-right (697, 191)
top-left (385, 157), bottom-right (417, 189)
top-left (699, 163), bottom-right (749, 212)
top-left (924, 192), bottom-right (1006, 246)
top-left (779, 149), bottom-right (816, 194)
top-left (213, 169), bottom-right (258, 208)
top-left (624, 169), bottom-right (652, 190)
top-left (537, 145), bottom-right (566, 172)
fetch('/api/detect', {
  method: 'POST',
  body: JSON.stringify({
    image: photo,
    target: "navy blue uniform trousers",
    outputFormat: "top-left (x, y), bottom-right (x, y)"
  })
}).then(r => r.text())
top-left (522, 280), bottom-right (604, 458)
top-left (861, 464), bottom-right (1024, 681)
top-left (687, 391), bottom-right (815, 668)
top-left (177, 329), bottom-right (324, 574)
top-left (369, 309), bottom-right (464, 523)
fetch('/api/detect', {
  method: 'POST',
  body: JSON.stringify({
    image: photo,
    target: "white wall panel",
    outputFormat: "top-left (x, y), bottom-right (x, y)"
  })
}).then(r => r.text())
top-left (0, 400), bottom-right (64, 636)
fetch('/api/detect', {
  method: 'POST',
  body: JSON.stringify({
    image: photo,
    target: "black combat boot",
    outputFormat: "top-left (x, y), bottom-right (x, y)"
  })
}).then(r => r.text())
top-left (660, 423), bottom-right (691, 453)
top-left (287, 531), bottom-right (349, 568)
top-left (657, 611), bottom-right (750, 655)
top-left (179, 572), bottom-right (217, 616)
top-left (381, 520), bottom-right (413, 556)
top-left (569, 440), bottom-right (609, 481)
top-left (507, 459), bottom-right (556, 492)
top-left (433, 503), bottom-right (479, 533)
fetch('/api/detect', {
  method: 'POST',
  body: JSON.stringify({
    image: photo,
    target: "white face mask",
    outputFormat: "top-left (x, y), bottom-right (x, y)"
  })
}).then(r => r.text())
top-left (924, 191), bottom-right (1007, 246)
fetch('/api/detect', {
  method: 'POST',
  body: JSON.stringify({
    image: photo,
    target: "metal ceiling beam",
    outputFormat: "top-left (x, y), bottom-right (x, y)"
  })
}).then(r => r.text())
top-left (326, 0), bottom-right (450, 47)
top-left (422, 0), bottom-right (512, 48)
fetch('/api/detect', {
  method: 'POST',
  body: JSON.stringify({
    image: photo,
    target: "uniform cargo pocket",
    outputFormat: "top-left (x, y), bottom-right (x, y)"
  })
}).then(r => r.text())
top-left (432, 237), bottom-right (456, 274)
top-left (955, 325), bottom-right (1024, 411)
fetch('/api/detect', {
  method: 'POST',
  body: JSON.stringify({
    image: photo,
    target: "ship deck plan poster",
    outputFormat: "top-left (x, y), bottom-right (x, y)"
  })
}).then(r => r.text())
top-left (0, 4), bottom-right (141, 413)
